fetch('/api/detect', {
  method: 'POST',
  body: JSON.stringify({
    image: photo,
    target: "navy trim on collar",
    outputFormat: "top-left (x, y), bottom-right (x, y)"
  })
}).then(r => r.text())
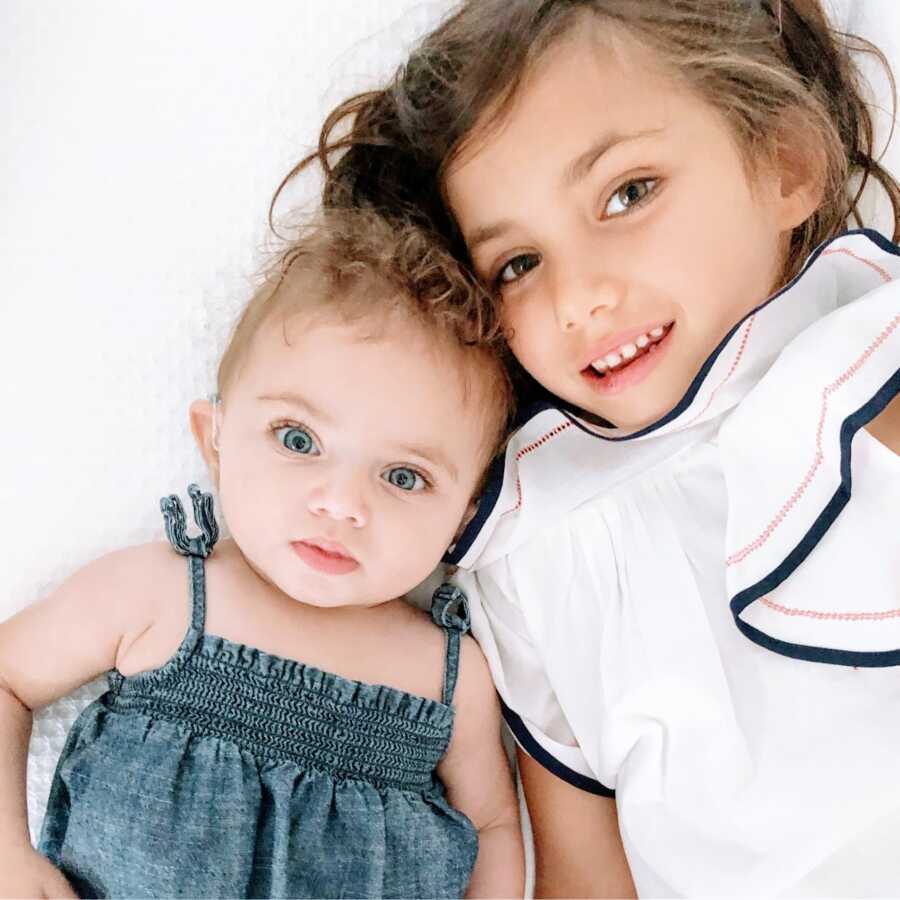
top-left (500, 698), bottom-right (615, 797)
top-left (444, 451), bottom-right (506, 564)
top-left (448, 230), bottom-right (899, 567)
top-left (730, 364), bottom-right (900, 667)
top-left (562, 229), bottom-right (900, 442)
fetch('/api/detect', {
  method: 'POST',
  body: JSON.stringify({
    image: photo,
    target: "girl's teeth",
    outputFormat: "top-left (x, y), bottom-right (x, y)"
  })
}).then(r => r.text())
top-left (588, 324), bottom-right (671, 376)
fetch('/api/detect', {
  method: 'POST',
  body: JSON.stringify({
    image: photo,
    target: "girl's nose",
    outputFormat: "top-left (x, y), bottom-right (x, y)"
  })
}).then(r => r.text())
top-left (307, 477), bottom-right (368, 528)
top-left (552, 265), bottom-right (625, 333)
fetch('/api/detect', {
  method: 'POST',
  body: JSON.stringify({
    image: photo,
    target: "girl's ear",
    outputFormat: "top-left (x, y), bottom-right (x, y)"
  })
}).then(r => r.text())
top-left (189, 398), bottom-right (220, 487)
top-left (770, 113), bottom-right (827, 231)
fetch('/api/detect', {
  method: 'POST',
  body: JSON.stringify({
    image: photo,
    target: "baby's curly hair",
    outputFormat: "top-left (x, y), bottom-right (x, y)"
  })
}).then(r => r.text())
top-left (217, 206), bottom-right (514, 467)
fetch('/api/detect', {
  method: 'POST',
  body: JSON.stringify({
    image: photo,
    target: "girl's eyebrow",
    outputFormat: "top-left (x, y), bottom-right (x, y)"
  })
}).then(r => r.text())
top-left (257, 391), bottom-right (331, 423)
top-left (466, 127), bottom-right (665, 253)
top-left (563, 126), bottom-right (665, 187)
top-left (468, 219), bottom-right (516, 254)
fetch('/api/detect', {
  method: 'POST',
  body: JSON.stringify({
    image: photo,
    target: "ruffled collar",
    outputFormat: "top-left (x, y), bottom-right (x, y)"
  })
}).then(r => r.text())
top-left (449, 229), bottom-right (900, 577)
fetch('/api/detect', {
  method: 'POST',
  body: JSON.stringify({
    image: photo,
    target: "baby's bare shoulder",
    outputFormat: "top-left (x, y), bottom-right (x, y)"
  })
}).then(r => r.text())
top-left (90, 540), bottom-right (186, 613)
top-left (387, 599), bottom-right (447, 655)
top-left (0, 541), bottom-right (186, 709)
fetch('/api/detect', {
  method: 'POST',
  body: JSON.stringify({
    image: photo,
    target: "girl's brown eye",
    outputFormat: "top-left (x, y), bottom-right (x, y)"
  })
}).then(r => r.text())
top-left (604, 178), bottom-right (657, 218)
top-left (496, 253), bottom-right (541, 287)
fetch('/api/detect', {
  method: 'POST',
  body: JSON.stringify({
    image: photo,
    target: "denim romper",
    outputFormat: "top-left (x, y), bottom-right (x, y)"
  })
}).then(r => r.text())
top-left (39, 486), bottom-right (478, 898)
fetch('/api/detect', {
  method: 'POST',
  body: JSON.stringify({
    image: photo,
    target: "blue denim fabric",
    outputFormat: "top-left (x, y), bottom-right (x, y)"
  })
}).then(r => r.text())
top-left (38, 486), bottom-right (478, 898)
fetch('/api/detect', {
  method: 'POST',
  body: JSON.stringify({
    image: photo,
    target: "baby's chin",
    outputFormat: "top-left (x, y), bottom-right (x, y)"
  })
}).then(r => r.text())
top-left (271, 567), bottom-right (418, 611)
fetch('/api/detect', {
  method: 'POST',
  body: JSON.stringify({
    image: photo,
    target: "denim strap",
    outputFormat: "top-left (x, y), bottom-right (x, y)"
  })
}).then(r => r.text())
top-left (430, 584), bottom-right (471, 706)
top-left (160, 484), bottom-right (218, 559)
top-left (160, 484), bottom-right (218, 634)
top-left (187, 556), bottom-right (207, 632)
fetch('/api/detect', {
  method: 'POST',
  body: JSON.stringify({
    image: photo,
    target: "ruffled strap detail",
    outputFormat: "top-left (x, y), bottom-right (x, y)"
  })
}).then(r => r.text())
top-left (721, 240), bottom-right (900, 665)
top-left (431, 584), bottom-right (470, 634)
top-left (431, 584), bottom-right (470, 706)
top-left (160, 483), bottom-right (218, 559)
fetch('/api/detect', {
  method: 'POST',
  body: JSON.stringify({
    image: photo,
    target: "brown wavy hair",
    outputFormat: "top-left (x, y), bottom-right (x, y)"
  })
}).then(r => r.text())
top-left (218, 207), bottom-right (514, 465)
top-left (275, 0), bottom-right (899, 330)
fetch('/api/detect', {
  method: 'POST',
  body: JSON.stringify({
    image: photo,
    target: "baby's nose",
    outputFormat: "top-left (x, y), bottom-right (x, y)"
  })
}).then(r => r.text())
top-left (307, 477), bottom-right (368, 528)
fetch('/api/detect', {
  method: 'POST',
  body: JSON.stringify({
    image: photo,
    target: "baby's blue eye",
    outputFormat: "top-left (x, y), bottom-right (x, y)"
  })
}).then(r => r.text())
top-left (382, 467), bottom-right (426, 492)
top-left (275, 426), bottom-right (320, 456)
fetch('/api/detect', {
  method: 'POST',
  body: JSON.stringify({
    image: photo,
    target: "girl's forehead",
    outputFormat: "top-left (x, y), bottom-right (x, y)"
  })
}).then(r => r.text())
top-left (444, 32), bottom-right (700, 228)
top-left (448, 21), bottom-right (677, 174)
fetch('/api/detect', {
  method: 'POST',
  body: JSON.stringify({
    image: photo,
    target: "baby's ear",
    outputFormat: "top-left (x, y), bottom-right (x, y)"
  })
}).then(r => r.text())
top-left (189, 398), bottom-right (220, 487)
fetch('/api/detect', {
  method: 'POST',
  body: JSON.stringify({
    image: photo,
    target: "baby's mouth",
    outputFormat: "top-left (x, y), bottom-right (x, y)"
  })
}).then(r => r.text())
top-left (583, 322), bottom-right (674, 378)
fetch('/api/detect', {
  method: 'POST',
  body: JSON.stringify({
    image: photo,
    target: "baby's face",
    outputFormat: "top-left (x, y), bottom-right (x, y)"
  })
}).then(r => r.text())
top-left (211, 312), bottom-right (490, 608)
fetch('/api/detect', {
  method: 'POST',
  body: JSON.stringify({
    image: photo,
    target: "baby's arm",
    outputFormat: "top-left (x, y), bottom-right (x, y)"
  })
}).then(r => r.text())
top-left (518, 750), bottom-right (635, 898)
top-left (0, 543), bottom-right (168, 897)
top-left (437, 636), bottom-right (525, 899)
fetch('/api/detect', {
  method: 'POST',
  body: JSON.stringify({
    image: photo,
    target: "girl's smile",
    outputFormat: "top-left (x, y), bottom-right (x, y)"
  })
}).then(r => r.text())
top-left (446, 25), bottom-right (817, 431)
top-left (580, 321), bottom-right (675, 396)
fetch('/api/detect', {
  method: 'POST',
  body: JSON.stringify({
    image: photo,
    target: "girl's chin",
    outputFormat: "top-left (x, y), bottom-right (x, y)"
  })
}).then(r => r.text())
top-left (575, 398), bottom-right (674, 433)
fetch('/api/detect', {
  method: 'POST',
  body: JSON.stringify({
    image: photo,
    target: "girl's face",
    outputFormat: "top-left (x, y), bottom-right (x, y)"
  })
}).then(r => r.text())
top-left (205, 313), bottom-right (490, 608)
top-left (445, 29), bottom-right (814, 430)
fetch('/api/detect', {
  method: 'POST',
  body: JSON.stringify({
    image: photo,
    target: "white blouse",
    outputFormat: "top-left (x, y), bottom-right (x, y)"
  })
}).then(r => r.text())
top-left (451, 230), bottom-right (900, 896)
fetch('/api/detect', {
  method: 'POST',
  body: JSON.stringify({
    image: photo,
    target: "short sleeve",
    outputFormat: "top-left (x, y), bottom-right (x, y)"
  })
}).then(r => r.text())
top-left (454, 559), bottom-right (615, 797)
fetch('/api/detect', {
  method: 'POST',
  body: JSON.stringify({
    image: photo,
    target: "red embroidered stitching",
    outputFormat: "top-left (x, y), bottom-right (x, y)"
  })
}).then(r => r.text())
top-left (760, 596), bottom-right (900, 621)
top-left (500, 421), bottom-right (574, 518)
top-left (727, 313), bottom-right (899, 566)
top-left (684, 316), bottom-right (756, 427)
top-left (726, 300), bottom-right (899, 567)
top-left (822, 247), bottom-right (893, 283)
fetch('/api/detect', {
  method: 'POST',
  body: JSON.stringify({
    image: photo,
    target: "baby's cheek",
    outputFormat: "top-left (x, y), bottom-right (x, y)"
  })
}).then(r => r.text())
top-left (390, 514), bottom-right (454, 583)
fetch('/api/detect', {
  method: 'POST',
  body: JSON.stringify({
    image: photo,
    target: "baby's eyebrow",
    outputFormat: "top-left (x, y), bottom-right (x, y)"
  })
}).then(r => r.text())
top-left (259, 392), bottom-right (459, 481)
top-left (394, 443), bottom-right (459, 483)
top-left (257, 391), bottom-right (331, 422)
